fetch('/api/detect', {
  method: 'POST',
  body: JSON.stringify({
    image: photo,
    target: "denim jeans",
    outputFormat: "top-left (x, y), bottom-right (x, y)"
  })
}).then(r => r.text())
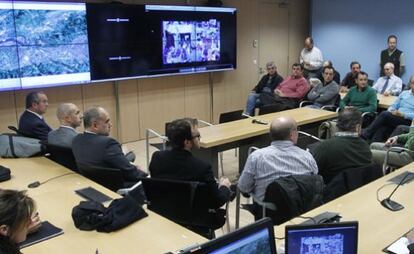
top-left (245, 92), bottom-right (260, 116)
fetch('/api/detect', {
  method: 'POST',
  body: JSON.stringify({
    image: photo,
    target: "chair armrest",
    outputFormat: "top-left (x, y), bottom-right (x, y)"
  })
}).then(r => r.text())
top-left (251, 195), bottom-right (277, 211)
top-left (383, 147), bottom-right (412, 174)
top-left (321, 105), bottom-right (338, 111)
top-left (298, 131), bottom-right (321, 142)
top-left (117, 181), bottom-right (142, 196)
top-left (299, 100), bottom-right (313, 108)
top-left (146, 129), bottom-right (168, 141)
top-left (362, 111), bottom-right (377, 118)
top-left (248, 146), bottom-right (259, 155)
top-left (198, 119), bottom-right (213, 127)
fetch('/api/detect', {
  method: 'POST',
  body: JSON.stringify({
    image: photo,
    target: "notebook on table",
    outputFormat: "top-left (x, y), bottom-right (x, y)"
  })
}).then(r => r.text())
top-left (19, 221), bottom-right (63, 249)
top-left (285, 221), bottom-right (358, 254)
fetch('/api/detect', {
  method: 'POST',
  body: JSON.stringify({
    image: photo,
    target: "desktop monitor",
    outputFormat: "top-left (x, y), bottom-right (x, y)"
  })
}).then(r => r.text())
top-left (181, 218), bottom-right (277, 254)
top-left (285, 221), bottom-right (358, 254)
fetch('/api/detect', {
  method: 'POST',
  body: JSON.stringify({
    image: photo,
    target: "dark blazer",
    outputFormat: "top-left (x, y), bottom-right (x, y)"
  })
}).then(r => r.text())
top-left (253, 74), bottom-right (284, 94)
top-left (72, 133), bottom-right (141, 182)
top-left (149, 149), bottom-right (231, 209)
top-left (18, 110), bottom-right (52, 141)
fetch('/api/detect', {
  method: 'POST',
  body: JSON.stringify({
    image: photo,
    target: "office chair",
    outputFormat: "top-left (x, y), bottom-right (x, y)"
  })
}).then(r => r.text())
top-left (45, 143), bottom-right (78, 172)
top-left (323, 163), bottom-right (382, 202)
top-left (140, 177), bottom-right (228, 239)
top-left (218, 109), bottom-right (245, 176)
top-left (77, 163), bottom-right (125, 192)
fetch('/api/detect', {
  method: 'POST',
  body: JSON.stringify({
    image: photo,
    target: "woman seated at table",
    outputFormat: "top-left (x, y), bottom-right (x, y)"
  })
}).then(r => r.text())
top-left (0, 189), bottom-right (41, 254)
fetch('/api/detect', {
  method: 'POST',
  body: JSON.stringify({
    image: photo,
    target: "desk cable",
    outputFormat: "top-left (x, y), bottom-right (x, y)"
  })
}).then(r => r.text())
top-left (28, 172), bottom-right (76, 188)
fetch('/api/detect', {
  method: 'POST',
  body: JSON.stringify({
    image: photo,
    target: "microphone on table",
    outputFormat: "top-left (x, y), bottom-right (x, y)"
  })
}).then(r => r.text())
top-left (380, 172), bottom-right (410, 211)
top-left (28, 172), bottom-right (76, 189)
top-left (241, 113), bottom-right (268, 125)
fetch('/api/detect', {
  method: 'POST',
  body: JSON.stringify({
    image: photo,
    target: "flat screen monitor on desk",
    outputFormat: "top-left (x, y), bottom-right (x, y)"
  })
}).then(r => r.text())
top-left (181, 218), bottom-right (276, 254)
top-left (285, 221), bottom-right (358, 254)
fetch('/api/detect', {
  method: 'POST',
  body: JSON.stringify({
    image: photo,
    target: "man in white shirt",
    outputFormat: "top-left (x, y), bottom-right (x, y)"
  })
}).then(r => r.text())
top-left (373, 62), bottom-right (402, 96)
top-left (48, 103), bottom-right (83, 148)
top-left (238, 116), bottom-right (318, 201)
top-left (300, 37), bottom-right (323, 79)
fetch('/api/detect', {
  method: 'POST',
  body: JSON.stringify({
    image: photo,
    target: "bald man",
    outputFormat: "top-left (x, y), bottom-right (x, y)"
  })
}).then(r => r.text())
top-left (48, 103), bottom-right (83, 147)
top-left (373, 62), bottom-right (402, 96)
top-left (238, 116), bottom-right (318, 201)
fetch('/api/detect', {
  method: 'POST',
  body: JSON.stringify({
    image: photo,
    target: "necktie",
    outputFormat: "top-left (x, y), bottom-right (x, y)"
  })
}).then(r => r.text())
top-left (381, 77), bottom-right (390, 94)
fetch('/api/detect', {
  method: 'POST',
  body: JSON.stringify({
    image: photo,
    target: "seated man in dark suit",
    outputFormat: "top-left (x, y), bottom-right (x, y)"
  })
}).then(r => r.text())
top-left (18, 91), bottom-right (52, 141)
top-left (48, 103), bottom-right (82, 148)
top-left (72, 106), bottom-right (146, 184)
top-left (149, 118), bottom-right (232, 231)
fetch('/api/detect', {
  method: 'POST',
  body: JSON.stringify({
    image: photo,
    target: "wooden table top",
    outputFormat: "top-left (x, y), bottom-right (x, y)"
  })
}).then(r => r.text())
top-left (0, 157), bottom-right (206, 254)
top-left (275, 163), bottom-right (414, 253)
top-left (340, 92), bottom-right (396, 109)
top-left (199, 108), bottom-right (337, 148)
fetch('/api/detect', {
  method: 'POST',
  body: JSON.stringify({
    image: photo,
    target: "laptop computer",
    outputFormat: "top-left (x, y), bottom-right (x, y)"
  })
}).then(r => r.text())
top-left (180, 218), bottom-right (277, 254)
top-left (285, 221), bottom-right (358, 254)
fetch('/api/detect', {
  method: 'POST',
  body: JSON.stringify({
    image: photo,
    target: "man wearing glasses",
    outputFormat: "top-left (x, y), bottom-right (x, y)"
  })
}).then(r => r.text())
top-left (149, 118), bottom-right (232, 235)
top-left (18, 91), bottom-right (52, 141)
top-left (243, 61), bottom-right (283, 116)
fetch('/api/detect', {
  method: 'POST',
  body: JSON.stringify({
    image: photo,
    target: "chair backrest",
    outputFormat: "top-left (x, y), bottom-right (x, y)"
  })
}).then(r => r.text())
top-left (323, 163), bottom-right (382, 202)
top-left (45, 143), bottom-right (77, 171)
top-left (262, 174), bottom-right (324, 225)
top-left (140, 177), bottom-right (210, 226)
top-left (258, 104), bottom-right (281, 115)
top-left (219, 110), bottom-right (244, 124)
top-left (77, 163), bottom-right (124, 192)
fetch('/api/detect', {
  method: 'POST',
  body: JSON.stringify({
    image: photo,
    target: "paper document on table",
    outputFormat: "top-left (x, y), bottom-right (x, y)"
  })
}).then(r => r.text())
top-left (386, 237), bottom-right (410, 254)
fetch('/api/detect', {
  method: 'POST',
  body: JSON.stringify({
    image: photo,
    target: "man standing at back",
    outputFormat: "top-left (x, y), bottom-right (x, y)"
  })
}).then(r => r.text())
top-left (380, 35), bottom-right (404, 77)
top-left (18, 91), bottom-right (52, 141)
top-left (238, 116), bottom-right (318, 202)
top-left (72, 106), bottom-right (145, 183)
top-left (48, 103), bottom-right (83, 148)
top-left (300, 37), bottom-right (323, 79)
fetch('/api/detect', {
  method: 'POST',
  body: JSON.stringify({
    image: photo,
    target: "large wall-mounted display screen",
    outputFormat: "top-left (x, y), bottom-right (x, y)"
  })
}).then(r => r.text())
top-left (86, 4), bottom-right (237, 81)
top-left (0, 2), bottom-right (236, 92)
top-left (0, 1), bottom-right (90, 91)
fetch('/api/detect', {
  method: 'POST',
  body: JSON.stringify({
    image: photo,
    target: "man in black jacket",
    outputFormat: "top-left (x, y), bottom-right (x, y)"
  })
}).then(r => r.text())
top-left (244, 61), bottom-right (284, 115)
top-left (149, 118), bottom-right (232, 230)
top-left (18, 91), bottom-right (52, 141)
top-left (72, 106), bottom-right (145, 184)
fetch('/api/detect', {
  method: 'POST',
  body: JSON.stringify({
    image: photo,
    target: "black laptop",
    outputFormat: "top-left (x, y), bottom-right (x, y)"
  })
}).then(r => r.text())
top-left (285, 221), bottom-right (358, 254)
top-left (181, 218), bottom-right (277, 254)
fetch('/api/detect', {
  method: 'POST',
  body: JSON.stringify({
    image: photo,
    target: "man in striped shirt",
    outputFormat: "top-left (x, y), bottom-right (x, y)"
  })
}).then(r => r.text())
top-left (238, 116), bottom-right (318, 201)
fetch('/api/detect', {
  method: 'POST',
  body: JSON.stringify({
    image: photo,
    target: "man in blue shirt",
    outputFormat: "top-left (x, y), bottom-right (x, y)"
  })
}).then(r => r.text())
top-left (362, 75), bottom-right (414, 142)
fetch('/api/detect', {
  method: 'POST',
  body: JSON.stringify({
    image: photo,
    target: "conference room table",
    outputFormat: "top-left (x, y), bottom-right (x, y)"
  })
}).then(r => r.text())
top-left (274, 162), bottom-right (414, 253)
top-left (340, 92), bottom-right (396, 109)
top-left (0, 157), bottom-right (206, 254)
top-left (196, 107), bottom-right (337, 177)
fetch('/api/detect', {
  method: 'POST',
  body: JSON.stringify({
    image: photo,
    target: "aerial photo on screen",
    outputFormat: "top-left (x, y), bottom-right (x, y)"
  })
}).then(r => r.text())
top-left (299, 234), bottom-right (344, 254)
top-left (0, 4), bottom-right (21, 89)
top-left (162, 19), bottom-right (220, 64)
top-left (14, 3), bottom-right (90, 77)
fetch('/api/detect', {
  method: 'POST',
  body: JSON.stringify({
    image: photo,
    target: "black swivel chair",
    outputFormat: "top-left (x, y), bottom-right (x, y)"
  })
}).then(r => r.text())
top-left (323, 163), bottom-right (383, 203)
top-left (45, 143), bottom-right (77, 172)
top-left (258, 104), bottom-right (283, 115)
top-left (218, 109), bottom-right (245, 176)
top-left (77, 163), bottom-right (125, 192)
top-left (140, 177), bottom-right (227, 239)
